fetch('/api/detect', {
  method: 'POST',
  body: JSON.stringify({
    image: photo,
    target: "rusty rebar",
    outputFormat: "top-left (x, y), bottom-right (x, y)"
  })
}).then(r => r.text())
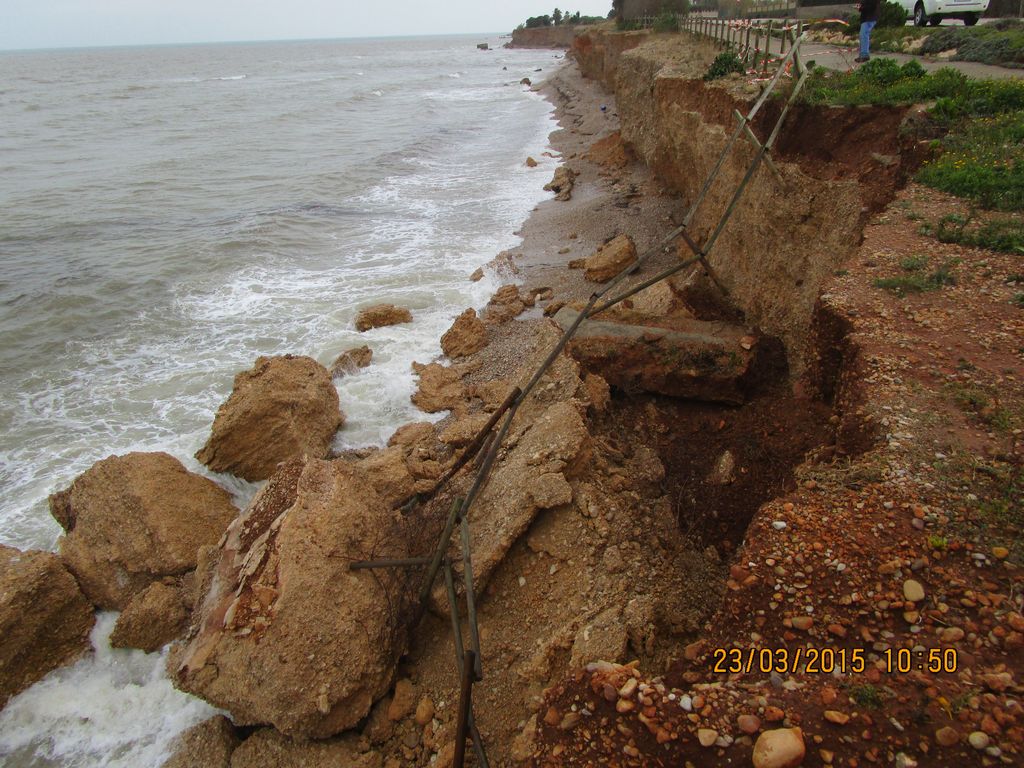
top-left (453, 650), bottom-right (476, 768)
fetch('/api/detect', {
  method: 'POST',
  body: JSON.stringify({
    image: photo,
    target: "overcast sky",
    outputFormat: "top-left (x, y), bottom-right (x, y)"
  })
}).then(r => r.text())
top-left (2, 0), bottom-right (613, 50)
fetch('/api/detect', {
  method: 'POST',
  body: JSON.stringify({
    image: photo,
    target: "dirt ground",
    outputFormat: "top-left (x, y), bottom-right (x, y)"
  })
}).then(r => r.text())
top-left (355, 45), bottom-right (1023, 768)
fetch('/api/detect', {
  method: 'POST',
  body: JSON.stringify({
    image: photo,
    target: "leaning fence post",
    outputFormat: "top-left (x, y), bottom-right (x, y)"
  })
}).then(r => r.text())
top-left (763, 20), bottom-right (774, 75)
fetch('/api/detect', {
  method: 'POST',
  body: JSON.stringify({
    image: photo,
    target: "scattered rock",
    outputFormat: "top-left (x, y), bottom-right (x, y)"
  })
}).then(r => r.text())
top-left (0, 544), bottom-right (95, 708)
top-left (160, 715), bottom-right (239, 768)
top-left (354, 446), bottom-right (415, 508)
top-left (583, 234), bottom-right (637, 283)
top-left (544, 166), bottom-right (577, 201)
top-left (824, 709), bottom-right (850, 725)
top-left (195, 355), bottom-right (344, 482)
top-left (935, 725), bottom-right (960, 747)
top-left (330, 345), bottom-right (372, 377)
top-left (738, 714), bottom-right (761, 734)
top-left (484, 284), bottom-right (526, 324)
top-left (903, 579), bottom-right (925, 603)
top-left (387, 678), bottom-right (416, 722)
top-left (441, 309), bottom-right (488, 358)
top-left (521, 77), bottom-right (532, 86)
top-left (526, 156), bottom-right (538, 167)
top-left (111, 580), bottom-right (190, 653)
top-left (752, 727), bottom-right (806, 768)
top-left (172, 459), bottom-right (414, 738)
top-left (708, 450), bottom-right (736, 485)
top-left (354, 304), bottom-right (412, 332)
top-left (50, 452), bottom-right (237, 608)
top-left (469, 267), bottom-right (484, 282)
top-left (697, 728), bottom-right (718, 747)
top-left (969, 731), bottom-right (991, 750)
top-left (583, 373), bottom-right (611, 413)
top-left (586, 131), bottom-right (628, 171)
top-left (414, 696), bottom-right (434, 727)
top-left (791, 615), bottom-right (813, 631)
top-left (528, 473), bottom-right (574, 509)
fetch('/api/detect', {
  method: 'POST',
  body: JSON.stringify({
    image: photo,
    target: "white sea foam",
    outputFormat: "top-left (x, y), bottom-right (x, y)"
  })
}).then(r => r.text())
top-left (0, 614), bottom-right (219, 768)
top-left (0, 36), bottom-right (562, 766)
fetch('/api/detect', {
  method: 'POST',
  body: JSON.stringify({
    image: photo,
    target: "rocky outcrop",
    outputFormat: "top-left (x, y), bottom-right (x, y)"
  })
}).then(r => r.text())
top-left (509, 25), bottom-right (581, 48)
top-left (172, 459), bottom-right (413, 738)
top-left (555, 307), bottom-right (756, 405)
top-left (0, 544), bottom-right (95, 707)
top-left (583, 234), bottom-right (637, 282)
top-left (196, 355), bottom-right (344, 482)
top-left (228, 728), bottom-right (381, 768)
top-left (50, 452), bottom-right (237, 609)
top-left (483, 285), bottom-right (528, 324)
top-left (160, 715), bottom-right (239, 768)
top-left (330, 345), bottom-right (372, 377)
top-left (440, 308), bottom-right (488, 358)
top-left (354, 304), bottom-right (412, 332)
top-left (544, 166), bottom-right (577, 201)
top-left (110, 579), bottom-right (190, 653)
top-left (411, 362), bottom-right (467, 414)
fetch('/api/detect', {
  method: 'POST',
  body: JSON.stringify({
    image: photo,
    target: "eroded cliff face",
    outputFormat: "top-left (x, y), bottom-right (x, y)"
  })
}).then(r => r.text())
top-left (572, 30), bottom-right (918, 372)
top-left (509, 25), bottom-right (584, 49)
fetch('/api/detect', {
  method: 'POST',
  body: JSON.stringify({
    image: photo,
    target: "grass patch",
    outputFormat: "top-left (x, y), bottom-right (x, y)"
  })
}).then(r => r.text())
top-left (976, 467), bottom-right (1023, 528)
top-left (926, 212), bottom-right (1024, 253)
top-left (849, 684), bottom-right (884, 708)
top-left (874, 257), bottom-right (958, 296)
top-left (1014, 292), bottom-right (1024, 308)
top-left (800, 62), bottom-right (1024, 211)
top-left (946, 383), bottom-right (1017, 431)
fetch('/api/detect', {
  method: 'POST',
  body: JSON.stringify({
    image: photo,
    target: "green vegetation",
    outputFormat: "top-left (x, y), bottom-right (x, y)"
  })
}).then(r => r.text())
top-left (873, 255), bottom-right (957, 296)
top-left (920, 19), bottom-right (1024, 66)
top-left (704, 51), bottom-right (746, 81)
top-left (928, 534), bottom-right (949, 551)
top-left (849, 684), bottom-right (884, 708)
top-left (839, 0), bottom-right (907, 34)
top-left (520, 8), bottom-right (604, 28)
top-left (919, 212), bottom-right (1024, 253)
top-left (653, 8), bottom-right (682, 33)
top-left (800, 61), bottom-right (1024, 210)
top-left (976, 466), bottom-right (1023, 528)
top-left (946, 383), bottom-right (1016, 432)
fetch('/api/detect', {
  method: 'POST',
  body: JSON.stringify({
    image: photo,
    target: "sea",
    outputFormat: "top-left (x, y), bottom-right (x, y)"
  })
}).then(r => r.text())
top-left (0, 34), bottom-right (563, 766)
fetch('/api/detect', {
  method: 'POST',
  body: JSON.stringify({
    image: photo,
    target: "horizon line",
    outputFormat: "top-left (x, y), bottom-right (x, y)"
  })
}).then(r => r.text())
top-left (0, 30), bottom-right (514, 54)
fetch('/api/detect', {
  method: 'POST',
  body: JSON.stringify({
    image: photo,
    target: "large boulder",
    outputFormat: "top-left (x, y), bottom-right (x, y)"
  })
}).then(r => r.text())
top-left (354, 304), bottom-right (412, 332)
top-left (110, 579), bottom-right (191, 653)
top-left (583, 234), bottom-right (637, 283)
top-left (50, 452), bottom-right (238, 609)
top-left (196, 355), bottom-right (344, 482)
top-left (410, 362), bottom-right (467, 414)
top-left (0, 544), bottom-right (95, 707)
top-left (172, 459), bottom-right (413, 738)
top-left (440, 308), bottom-right (488, 358)
top-left (330, 345), bottom-right (372, 377)
top-left (160, 715), bottom-right (239, 768)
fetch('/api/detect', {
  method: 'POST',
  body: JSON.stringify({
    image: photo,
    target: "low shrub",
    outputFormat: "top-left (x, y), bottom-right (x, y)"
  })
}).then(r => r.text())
top-left (877, 0), bottom-right (908, 28)
top-left (704, 51), bottom-right (746, 81)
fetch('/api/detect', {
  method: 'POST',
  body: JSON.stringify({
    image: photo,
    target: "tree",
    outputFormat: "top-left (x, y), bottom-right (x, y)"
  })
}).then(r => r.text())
top-left (553, 7), bottom-right (563, 24)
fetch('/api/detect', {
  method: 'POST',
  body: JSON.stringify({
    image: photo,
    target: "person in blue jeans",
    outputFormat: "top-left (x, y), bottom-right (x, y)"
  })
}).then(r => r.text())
top-left (857, 0), bottom-right (879, 62)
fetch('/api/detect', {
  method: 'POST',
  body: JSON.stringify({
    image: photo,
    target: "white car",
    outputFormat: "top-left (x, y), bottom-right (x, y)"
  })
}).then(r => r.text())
top-left (894, 0), bottom-right (989, 26)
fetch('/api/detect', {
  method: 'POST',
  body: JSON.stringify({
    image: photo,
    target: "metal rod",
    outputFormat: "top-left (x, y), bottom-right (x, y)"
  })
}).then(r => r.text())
top-left (460, 511), bottom-right (483, 680)
top-left (417, 498), bottom-right (465, 607)
top-left (591, 253), bottom-right (706, 316)
top-left (444, 557), bottom-right (466, 672)
top-left (453, 650), bottom-right (476, 768)
top-left (349, 557), bottom-right (429, 571)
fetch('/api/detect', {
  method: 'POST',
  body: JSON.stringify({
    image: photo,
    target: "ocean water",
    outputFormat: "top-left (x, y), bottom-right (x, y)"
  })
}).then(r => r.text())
top-left (0, 35), bottom-right (562, 766)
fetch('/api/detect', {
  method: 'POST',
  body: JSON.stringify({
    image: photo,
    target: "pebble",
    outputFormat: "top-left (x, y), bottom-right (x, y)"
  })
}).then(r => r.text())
top-left (992, 546), bottom-right (1009, 560)
top-left (414, 697), bottom-right (435, 727)
top-left (968, 731), bottom-right (990, 750)
top-left (738, 714), bottom-right (761, 734)
top-left (824, 710), bottom-right (850, 725)
top-left (935, 726), bottom-right (960, 747)
top-left (772, 521), bottom-right (787, 531)
top-left (791, 616), bottom-right (813, 631)
top-left (679, 694), bottom-right (693, 711)
top-left (698, 728), bottom-right (718, 747)
top-left (903, 579), bottom-right (925, 603)
top-left (752, 728), bottom-right (805, 768)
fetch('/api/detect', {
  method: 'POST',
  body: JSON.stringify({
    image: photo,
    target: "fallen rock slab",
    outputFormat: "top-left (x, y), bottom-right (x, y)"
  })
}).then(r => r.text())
top-left (160, 715), bottom-right (239, 768)
top-left (544, 166), bottom-right (577, 201)
top-left (110, 579), bottom-right (190, 653)
top-left (172, 459), bottom-right (413, 738)
top-left (441, 308), bottom-right (488, 358)
top-left (50, 451), bottom-right (238, 609)
top-left (196, 355), bottom-right (344, 482)
top-left (554, 307), bottom-right (755, 405)
top-left (0, 544), bottom-right (95, 708)
top-left (583, 234), bottom-right (637, 283)
top-left (354, 304), bottom-right (412, 332)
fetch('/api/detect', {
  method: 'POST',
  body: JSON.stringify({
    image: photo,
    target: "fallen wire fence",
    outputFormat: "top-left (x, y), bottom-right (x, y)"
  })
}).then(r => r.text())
top-left (350, 26), bottom-right (810, 766)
